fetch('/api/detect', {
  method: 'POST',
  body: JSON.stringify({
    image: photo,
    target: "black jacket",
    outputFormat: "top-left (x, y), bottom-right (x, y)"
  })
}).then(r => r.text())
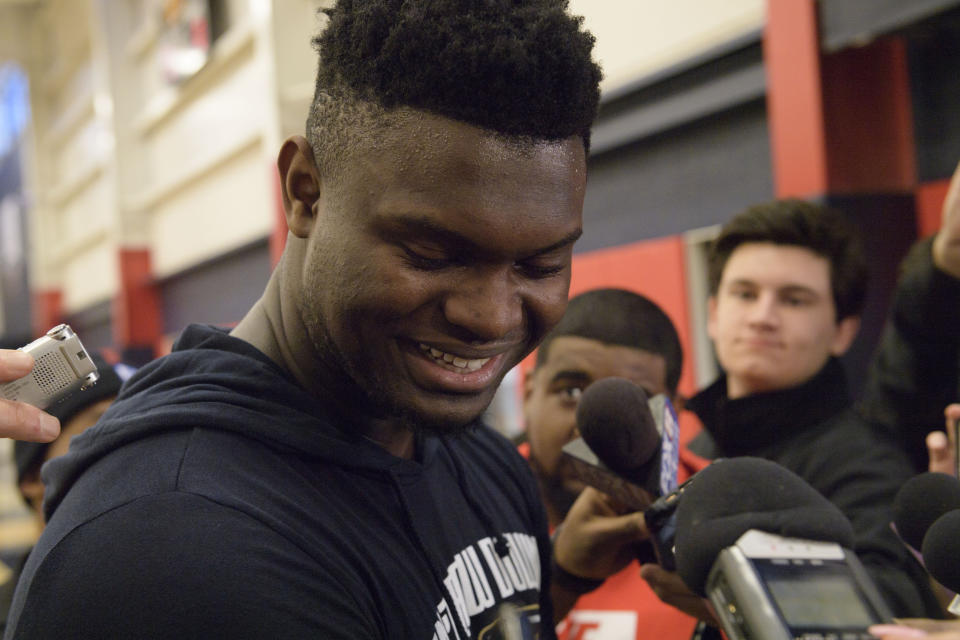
top-left (687, 358), bottom-right (941, 618)
top-left (5, 325), bottom-right (554, 639)
top-left (860, 237), bottom-right (960, 472)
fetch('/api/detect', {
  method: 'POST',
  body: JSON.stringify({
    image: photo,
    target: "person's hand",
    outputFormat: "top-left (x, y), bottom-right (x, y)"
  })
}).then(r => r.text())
top-left (552, 486), bottom-right (648, 580)
top-left (639, 563), bottom-right (719, 624)
top-left (926, 404), bottom-right (960, 476)
top-left (0, 349), bottom-right (60, 441)
top-left (870, 618), bottom-right (960, 638)
top-left (933, 160), bottom-right (960, 279)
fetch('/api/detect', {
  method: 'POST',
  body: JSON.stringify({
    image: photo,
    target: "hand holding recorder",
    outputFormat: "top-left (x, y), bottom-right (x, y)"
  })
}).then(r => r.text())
top-left (0, 325), bottom-right (100, 442)
top-left (0, 350), bottom-right (61, 442)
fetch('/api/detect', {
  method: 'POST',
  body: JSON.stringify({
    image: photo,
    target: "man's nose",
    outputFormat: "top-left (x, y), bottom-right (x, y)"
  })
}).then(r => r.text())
top-left (746, 291), bottom-right (779, 327)
top-left (443, 268), bottom-right (523, 342)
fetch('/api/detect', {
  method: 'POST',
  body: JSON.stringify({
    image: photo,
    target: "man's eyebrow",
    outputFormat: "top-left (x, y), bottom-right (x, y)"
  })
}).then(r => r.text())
top-left (726, 278), bottom-right (820, 296)
top-left (378, 214), bottom-right (582, 256)
top-left (549, 369), bottom-right (592, 384)
top-left (778, 284), bottom-right (821, 297)
top-left (534, 227), bottom-right (583, 256)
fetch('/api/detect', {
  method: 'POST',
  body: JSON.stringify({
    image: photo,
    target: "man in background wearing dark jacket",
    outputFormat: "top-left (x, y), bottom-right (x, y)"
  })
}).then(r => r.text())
top-left (4, 2), bottom-right (641, 639)
top-left (641, 197), bottom-right (956, 627)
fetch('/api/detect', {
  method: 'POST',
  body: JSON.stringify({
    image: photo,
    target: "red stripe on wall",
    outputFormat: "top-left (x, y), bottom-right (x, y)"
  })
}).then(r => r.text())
top-left (821, 37), bottom-right (916, 194)
top-left (763, 0), bottom-right (828, 198)
top-left (113, 249), bottom-right (161, 356)
top-left (31, 290), bottom-right (62, 337)
top-left (916, 179), bottom-right (950, 238)
top-left (568, 237), bottom-right (696, 398)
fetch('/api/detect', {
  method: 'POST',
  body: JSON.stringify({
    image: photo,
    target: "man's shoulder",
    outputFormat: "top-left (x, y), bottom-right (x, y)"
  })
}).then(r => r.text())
top-left (778, 408), bottom-right (915, 486)
top-left (805, 407), bottom-right (902, 453)
top-left (42, 427), bottom-right (313, 559)
top-left (9, 490), bottom-right (350, 639)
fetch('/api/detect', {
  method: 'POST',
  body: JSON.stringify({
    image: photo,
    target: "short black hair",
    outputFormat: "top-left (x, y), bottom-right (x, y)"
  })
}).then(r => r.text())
top-left (707, 199), bottom-right (869, 321)
top-left (536, 288), bottom-right (684, 395)
top-left (306, 0), bottom-right (602, 177)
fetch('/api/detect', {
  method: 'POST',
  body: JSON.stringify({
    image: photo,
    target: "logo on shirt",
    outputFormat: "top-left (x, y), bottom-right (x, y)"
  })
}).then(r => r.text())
top-left (431, 532), bottom-right (541, 640)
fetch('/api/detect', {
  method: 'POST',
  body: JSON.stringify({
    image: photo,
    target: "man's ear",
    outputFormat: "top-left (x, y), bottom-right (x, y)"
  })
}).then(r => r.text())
top-left (277, 136), bottom-right (322, 238)
top-left (829, 315), bottom-right (860, 356)
top-left (523, 367), bottom-right (536, 403)
top-left (706, 296), bottom-right (718, 342)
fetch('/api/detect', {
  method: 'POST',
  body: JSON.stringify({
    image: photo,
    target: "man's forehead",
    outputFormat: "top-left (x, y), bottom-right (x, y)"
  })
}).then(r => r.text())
top-left (722, 243), bottom-right (832, 290)
top-left (542, 336), bottom-right (668, 382)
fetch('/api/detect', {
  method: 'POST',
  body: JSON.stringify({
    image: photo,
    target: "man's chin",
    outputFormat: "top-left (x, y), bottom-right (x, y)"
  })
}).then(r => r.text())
top-left (394, 401), bottom-right (489, 438)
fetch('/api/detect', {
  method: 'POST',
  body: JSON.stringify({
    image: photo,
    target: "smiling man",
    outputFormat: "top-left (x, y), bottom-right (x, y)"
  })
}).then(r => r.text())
top-left (5, 2), bottom-right (604, 639)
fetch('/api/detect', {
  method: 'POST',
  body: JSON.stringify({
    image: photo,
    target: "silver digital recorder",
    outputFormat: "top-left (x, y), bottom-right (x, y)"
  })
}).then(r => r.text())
top-left (706, 529), bottom-right (892, 640)
top-left (0, 324), bottom-right (100, 410)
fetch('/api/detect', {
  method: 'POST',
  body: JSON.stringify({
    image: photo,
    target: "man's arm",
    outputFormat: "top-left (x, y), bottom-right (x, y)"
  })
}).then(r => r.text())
top-left (800, 427), bottom-right (943, 618)
top-left (860, 160), bottom-right (960, 471)
top-left (8, 492), bottom-right (376, 639)
top-left (932, 160), bottom-right (960, 281)
top-left (925, 404), bottom-right (960, 475)
top-left (549, 487), bottom-right (648, 623)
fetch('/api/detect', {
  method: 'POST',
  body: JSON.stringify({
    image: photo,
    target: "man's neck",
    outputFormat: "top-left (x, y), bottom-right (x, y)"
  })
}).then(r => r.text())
top-left (231, 268), bottom-right (313, 391)
top-left (231, 269), bottom-right (418, 459)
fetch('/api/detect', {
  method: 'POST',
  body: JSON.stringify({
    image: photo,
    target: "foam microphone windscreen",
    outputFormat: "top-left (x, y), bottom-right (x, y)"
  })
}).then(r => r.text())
top-left (892, 472), bottom-right (960, 552)
top-left (575, 377), bottom-right (660, 485)
top-left (673, 457), bottom-right (855, 596)
top-left (921, 508), bottom-right (960, 592)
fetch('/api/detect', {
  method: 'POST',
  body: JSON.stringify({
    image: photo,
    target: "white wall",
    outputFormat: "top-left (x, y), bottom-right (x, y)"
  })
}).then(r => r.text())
top-left (570, 0), bottom-right (765, 93)
top-left (10, 0), bottom-right (768, 314)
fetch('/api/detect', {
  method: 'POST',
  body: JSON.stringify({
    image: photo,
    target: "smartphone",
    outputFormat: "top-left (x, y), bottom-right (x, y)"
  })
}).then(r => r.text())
top-left (0, 324), bottom-right (100, 410)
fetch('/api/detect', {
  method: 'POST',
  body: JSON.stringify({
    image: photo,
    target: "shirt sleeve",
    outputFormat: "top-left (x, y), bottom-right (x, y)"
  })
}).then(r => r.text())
top-left (791, 424), bottom-right (943, 618)
top-left (859, 236), bottom-right (960, 472)
top-left (8, 492), bottom-right (380, 640)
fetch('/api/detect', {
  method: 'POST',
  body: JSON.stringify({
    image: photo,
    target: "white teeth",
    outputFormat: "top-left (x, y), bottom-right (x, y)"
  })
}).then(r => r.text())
top-left (418, 343), bottom-right (491, 372)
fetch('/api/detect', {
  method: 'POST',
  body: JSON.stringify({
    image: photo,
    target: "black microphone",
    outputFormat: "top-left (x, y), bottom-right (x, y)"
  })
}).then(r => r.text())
top-left (576, 378), bottom-right (661, 489)
top-left (562, 377), bottom-right (681, 568)
top-left (672, 458), bottom-right (892, 639)
top-left (560, 378), bottom-right (663, 511)
top-left (673, 457), bottom-right (854, 596)
top-left (892, 472), bottom-right (960, 552)
top-left (921, 509), bottom-right (960, 594)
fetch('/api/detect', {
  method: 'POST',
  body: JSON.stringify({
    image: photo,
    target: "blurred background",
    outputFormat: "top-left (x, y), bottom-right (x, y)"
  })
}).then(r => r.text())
top-left (0, 0), bottom-right (959, 566)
